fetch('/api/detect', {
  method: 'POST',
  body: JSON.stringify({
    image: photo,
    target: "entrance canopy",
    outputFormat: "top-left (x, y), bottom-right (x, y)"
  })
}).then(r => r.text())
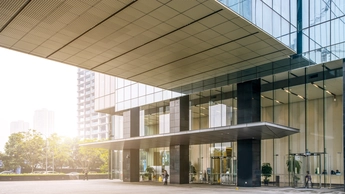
top-left (0, 0), bottom-right (294, 90)
top-left (82, 122), bottom-right (299, 149)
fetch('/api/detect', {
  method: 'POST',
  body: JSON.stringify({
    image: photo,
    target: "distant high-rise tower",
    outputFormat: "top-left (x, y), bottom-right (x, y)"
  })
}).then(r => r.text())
top-left (77, 68), bottom-right (111, 139)
top-left (10, 120), bottom-right (29, 134)
top-left (33, 109), bottom-right (55, 137)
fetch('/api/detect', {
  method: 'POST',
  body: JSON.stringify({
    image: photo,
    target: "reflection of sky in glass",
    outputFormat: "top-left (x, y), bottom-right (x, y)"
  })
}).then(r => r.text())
top-left (218, 0), bottom-right (297, 51)
top-left (114, 77), bottom-right (183, 112)
top-left (218, 0), bottom-right (345, 64)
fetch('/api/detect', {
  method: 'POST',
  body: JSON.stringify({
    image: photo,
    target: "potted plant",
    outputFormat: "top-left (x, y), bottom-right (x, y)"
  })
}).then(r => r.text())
top-left (286, 157), bottom-right (301, 187)
top-left (189, 162), bottom-right (196, 182)
top-left (261, 163), bottom-right (272, 185)
top-left (145, 166), bottom-right (154, 181)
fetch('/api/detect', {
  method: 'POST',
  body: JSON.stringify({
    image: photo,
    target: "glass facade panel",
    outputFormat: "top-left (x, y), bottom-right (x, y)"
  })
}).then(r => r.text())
top-left (140, 148), bottom-right (170, 182)
top-left (89, 1), bottom-right (345, 186)
top-left (219, 0), bottom-right (297, 50)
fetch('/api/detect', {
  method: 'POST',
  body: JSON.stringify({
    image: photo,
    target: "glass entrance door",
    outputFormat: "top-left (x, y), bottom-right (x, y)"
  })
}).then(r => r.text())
top-left (210, 156), bottom-right (221, 184)
top-left (209, 156), bottom-right (237, 185)
top-left (302, 154), bottom-right (322, 189)
top-left (286, 153), bottom-right (322, 188)
top-left (220, 156), bottom-right (237, 185)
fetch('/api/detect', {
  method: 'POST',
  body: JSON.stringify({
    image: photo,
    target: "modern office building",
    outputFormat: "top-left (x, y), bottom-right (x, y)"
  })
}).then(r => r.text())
top-left (0, 0), bottom-right (344, 189)
top-left (77, 68), bottom-right (111, 140)
top-left (10, 120), bottom-right (29, 134)
top-left (33, 109), bottom-right (55, 138)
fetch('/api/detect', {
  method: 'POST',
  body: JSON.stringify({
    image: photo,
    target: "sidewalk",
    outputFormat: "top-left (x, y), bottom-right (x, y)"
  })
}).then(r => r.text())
top-left (0, 179), bottom-right (344, 194)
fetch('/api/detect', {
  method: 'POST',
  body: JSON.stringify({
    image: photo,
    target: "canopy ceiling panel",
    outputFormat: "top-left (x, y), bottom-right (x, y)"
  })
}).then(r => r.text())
top-left (0, 0), bottom-right (295, 89)
top-left (82, 122), bottom-right (299, 150)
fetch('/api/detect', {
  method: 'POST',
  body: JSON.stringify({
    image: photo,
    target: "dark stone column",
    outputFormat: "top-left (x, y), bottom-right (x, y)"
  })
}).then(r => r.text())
top-left (237, 79), bottom-right (261, 187)
top-left (122, 149), bottom-right (139, 182)
top-left (170, 95), bottom-right (189, 132)
top-left (237, 139), bottom-right (261, 187)
top-left (169, 145), bottom-right (189, 184)
top-left (237, 79), bottom-right (261, 123)
top-left (342, 59), bottom-right (345, 192)
top-left (123, 107), bottom-right (139, 138)
top-left (122, 107), bottom-right (140, 182)
top-left (169, 96), bottom-right (190, 184)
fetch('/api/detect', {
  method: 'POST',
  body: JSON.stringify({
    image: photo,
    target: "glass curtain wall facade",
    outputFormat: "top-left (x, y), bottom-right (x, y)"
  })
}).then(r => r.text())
top-left (98, 60), bottom-right (343, 186)
top-left (219, 0), bottom-right (345, 63)
top-left (93, 0), bottom-right (344, 187)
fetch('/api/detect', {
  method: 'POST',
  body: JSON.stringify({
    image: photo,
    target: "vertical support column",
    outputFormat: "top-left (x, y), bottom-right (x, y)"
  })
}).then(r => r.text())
top-left (122, 107), bottom-right (140, 182)
top-left (170, 95), bottom-right (189, 132)
top-left (123, 107), bottom-right (139, 138)
top-left (237, 79), bottom-right (261, 187)
top-left (237, 139), bottom-right (261, 187)
top-left (123, 149), bottom-right (139, 182)
top-left (342, 59), bottom-right (345, 192)
top-left (169, 145), bottom-right (189, 184)
top-left (169, 96), bottom-right (190, 184)
top-left (237, 79), bottom-right (261, 123)
top-left (297, 0), bottom-right (303, 54)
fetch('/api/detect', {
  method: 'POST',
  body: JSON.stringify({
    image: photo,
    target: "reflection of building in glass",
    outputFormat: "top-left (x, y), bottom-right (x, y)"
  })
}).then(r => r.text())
top-left (10, 120), bottom-right (29, 134)
top-left (77, 69), bottom-right (111, 140)
top-left (33, 109), bottom-right (54, 137)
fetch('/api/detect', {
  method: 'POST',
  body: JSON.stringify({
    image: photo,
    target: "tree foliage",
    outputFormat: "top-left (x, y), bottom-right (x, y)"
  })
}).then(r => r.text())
top-left (78, 139), bottom-right (108, 171)
top-left (1, 131), bottom-right (108, 173)
top-left (47, 134), bottom-right (71, 170)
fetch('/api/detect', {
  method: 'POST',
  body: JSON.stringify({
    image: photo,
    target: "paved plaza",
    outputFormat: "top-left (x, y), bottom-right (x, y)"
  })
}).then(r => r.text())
top-left (0, 180), bottom-right (344, 194)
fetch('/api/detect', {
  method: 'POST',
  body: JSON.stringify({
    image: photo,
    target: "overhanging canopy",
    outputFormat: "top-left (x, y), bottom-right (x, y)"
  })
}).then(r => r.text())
top-left (82, 122), bottom-right (299, 149)
top-left (0, 0), bottom-right (295, 89)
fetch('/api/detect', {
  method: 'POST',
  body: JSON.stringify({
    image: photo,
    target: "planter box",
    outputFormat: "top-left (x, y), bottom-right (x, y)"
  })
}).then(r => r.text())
top-left (0, 174), bottom-right (108, 181)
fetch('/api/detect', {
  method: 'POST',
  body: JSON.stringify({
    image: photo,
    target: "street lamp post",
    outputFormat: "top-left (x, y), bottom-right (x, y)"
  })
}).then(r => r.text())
top-left (45, 139), bottom-right (48, 173)
top-left (52, 151), bottom-right (54, 172)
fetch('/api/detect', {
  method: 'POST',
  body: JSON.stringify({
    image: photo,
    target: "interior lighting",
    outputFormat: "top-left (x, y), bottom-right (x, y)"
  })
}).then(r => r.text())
top-left (261, 94), bottom-right (284, 104)
top-left (312, 82), bottom-right (324, 90)
top-left (297, 95), bottom-right (305, 100)
top-left (282, 88), bottom-right (306, 100)
top-left (311, 82), bottom-right (336, 102)
top-left (282, 88), bottom-right (291, 94)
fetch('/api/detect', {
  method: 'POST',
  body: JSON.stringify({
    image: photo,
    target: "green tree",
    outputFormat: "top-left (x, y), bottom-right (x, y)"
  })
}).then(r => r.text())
top-left (5, 130), bottom-right (45, 172)
top-left (78, 139), bottom-right (108, 171)
top-left (4, 132), bottom-right (26, 170)
top-left (99, 149), bottom-right (109, 173)
top-left (47, 134), bottom-right (71, 170)
top-left (21, 130), bottom-right (45, 172)
top-left (0, 151), bottom-right (9, 170)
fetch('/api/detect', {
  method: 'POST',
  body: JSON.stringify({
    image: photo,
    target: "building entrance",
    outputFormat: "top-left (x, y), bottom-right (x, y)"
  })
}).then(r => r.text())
top-left (209, 155), bottom-right (237, 185)
top-left (208, 145), bottom-right (236, 185)
top-left (286, 153), bottom-right (327, 188)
